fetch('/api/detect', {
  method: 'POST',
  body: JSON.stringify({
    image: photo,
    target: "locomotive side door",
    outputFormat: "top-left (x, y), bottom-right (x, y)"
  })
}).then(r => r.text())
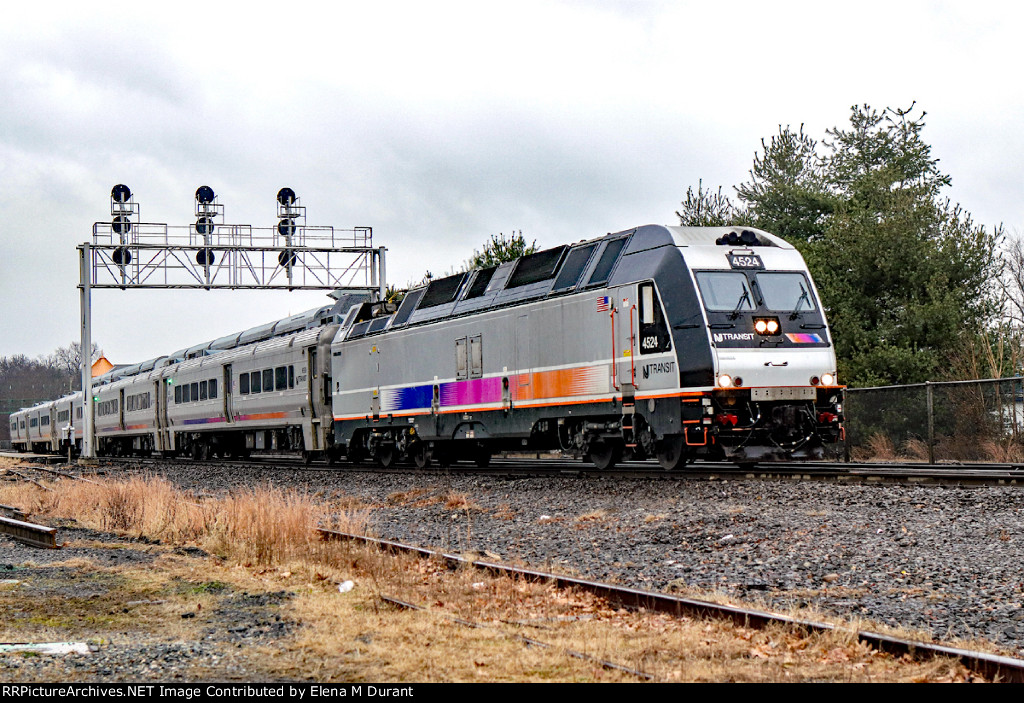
top-left (612, 286), bottom-right (638, 395)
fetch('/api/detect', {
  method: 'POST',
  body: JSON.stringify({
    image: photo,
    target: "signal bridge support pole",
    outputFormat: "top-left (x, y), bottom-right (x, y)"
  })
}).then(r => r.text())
top-left (79, 243), bottom-right (95, 460)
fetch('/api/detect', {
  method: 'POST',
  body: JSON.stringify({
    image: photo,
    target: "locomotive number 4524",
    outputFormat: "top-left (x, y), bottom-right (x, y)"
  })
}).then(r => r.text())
top-left (728, 253), bottom-right (764, 269)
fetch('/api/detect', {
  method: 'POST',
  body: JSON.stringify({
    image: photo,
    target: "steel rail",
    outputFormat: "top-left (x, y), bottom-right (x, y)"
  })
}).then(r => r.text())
top-left (0, 503), bottom-right (27, 521)
top-left (320, 528), bottom-right (1024, 683)
top-left (19, 464), bottom-right (102, 485)
top-left (4, 470), bottom-right (52, 491)
top-left (53, 453), bottom-right (1024, 487)
top-left (0, 515), bottom-right (58, 549)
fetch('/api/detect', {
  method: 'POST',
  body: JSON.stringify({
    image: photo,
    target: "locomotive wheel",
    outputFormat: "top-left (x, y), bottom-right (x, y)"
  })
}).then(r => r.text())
top-left (586, 440), bottom-right (620, 470)
top-left (410, 442), bottom-right (430, 469)
top-left (474, 448), bottom-right (492, 468)
top-left (376, 444), bottom-right (397, 469)
top-left (656, 435), bottom-right (689, 471)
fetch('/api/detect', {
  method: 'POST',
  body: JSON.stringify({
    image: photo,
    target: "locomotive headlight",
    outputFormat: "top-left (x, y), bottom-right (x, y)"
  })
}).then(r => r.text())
top-left (754, 317), bottom-right (780, 335)
top-left (718, 374), bottom-right (733, 388)
top-left (822, 372), bottom-right (836, 386)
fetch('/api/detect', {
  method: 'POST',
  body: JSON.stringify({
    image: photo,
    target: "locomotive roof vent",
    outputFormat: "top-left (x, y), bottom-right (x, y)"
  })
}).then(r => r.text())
top-left (716, 229), bottom-right (763, 247)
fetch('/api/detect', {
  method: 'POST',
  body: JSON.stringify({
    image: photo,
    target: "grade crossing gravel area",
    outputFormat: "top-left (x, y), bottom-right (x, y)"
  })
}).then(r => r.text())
top-left (124, 462), bottom-right (1024, 656)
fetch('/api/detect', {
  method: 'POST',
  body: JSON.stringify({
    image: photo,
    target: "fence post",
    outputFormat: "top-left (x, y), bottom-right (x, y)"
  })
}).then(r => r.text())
top-left (926, 381), bottom-right (935, 465)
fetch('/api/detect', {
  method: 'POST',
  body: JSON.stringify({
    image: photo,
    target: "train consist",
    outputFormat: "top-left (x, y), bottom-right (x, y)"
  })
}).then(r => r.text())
top-left (10, 224), bottom-right (843, 469)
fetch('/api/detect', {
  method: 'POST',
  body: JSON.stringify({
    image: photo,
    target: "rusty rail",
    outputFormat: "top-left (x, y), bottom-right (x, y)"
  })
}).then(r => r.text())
top-left (319, 528), bottom-right (1024, 683)
top-left (0, 515), bottom-right (58, 549)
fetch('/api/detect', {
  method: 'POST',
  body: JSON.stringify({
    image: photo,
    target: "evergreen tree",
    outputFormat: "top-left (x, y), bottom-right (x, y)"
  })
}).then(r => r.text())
top-left (735, 125), bottom-right (832, 243)
top-left (675, 180), bottom-right (744, 227)
top-left (464, 230), bottom-right (538, 270)
top-left (678, 104), bottom-right (1001, 386)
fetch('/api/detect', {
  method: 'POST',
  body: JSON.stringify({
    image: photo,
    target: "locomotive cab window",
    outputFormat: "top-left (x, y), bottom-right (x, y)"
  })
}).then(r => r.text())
top-left (695, 272), bottom-right (756, 312)
top-left (755, 272), bottom-right (817, 312)
top-left (638, 282), bottom-right (672, 355)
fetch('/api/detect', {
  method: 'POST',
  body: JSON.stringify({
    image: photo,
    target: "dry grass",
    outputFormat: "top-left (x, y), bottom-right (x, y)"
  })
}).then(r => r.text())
top-left (854, 433), bottom-right (1024, 464)
top-left (575, 508), bottom-right (610, 524)
top-left (0, 475), bottom-right (366, 567)
top-left (443, 491), bottom-right (481, 511)
top-left (902, 438), bottom-right (930, 462)
top-left (857, 433), bottom-right (897, 462)
top-left (0, 467), bottom-right (993, 682)
top-left (978, 440), bottom-right (1024, 464)
top-left (277, 553), bottom-right (982, 683)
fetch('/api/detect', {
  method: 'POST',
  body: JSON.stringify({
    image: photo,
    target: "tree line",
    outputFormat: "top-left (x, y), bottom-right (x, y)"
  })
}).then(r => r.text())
top-left (0, 343), bottom-right (101, 441)
top-left (678, 103), bottom-right (1008, 387)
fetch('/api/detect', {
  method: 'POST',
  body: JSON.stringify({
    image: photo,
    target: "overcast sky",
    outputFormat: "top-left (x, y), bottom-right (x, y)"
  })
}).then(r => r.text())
top-left (2, 1), bottom-right (1020, 364)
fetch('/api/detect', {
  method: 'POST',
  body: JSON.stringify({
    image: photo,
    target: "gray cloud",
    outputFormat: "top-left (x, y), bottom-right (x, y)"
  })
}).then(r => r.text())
top-left (1, 1), bottom-right (1020, 363)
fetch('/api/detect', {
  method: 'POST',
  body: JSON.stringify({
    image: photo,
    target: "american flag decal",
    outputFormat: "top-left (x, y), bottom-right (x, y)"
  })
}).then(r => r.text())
top-left (596, 295), bottom-right (611, 312)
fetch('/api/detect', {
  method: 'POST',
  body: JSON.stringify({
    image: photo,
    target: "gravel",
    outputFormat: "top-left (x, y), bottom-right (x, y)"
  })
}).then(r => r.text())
top-left (5, 459), bottom-right (1024, 674)
top-left (0, 517), bottom-right (297, 681)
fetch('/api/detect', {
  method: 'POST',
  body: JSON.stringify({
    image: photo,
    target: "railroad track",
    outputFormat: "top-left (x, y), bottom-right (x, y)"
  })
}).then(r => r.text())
top-left (18, 452), bottom-right (1023, 487)
top-left (319, 528), bottom-right (1024, 683)
top-left (7, 452), bottom-right (1024, 678)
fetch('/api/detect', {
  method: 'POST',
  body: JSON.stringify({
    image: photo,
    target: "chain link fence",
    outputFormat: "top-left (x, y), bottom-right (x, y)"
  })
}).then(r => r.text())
top-left (844, 377), bottom-right (1024, 463)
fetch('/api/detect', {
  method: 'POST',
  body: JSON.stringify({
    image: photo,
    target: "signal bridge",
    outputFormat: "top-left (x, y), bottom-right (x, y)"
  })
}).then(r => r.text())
top-left (78, 184), bottom-right (387, 459)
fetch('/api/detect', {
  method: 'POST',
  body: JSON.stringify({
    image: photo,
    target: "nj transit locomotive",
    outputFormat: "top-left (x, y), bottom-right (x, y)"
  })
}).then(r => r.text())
top-left (330, 224), bottom-right (842, 469)
top-left (11, 225), bottom-right (843, 469)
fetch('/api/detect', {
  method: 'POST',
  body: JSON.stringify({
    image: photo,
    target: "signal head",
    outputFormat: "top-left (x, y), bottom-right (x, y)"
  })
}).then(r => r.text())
top-left (195, 186), bottom-right (215, 204)
top-left (277, 187), bottom-right (296, 206)
top-left (111, 184), bottom-right (132, 203)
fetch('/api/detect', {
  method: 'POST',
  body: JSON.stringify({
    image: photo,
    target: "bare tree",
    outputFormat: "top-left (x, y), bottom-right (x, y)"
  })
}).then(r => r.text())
top-left (47, 341), bottom-right (102, 392)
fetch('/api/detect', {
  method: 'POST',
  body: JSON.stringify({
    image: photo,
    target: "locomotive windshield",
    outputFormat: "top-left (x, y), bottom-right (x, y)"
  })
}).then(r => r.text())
top-left (755, 272), bottom-right (816, 312)
top-left (694, 272), bottom-right (755, 312)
